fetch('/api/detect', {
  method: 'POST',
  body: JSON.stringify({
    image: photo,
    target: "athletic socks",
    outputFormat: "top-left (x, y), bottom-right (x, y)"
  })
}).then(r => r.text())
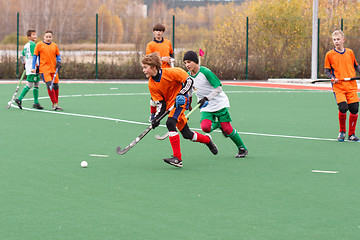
top-left (349, 113), bottom-right (358, 136)
top-left (228, 129), bottom-right (247, 150)
top-left (33, 87), bottom-right (39, 104)
top-left (54, 89), bottom-right (59, 103)
top-left (339, 111), bottom-right (347, 133)
top-left (169, 132), bottom-right (181, 160)
top-left (18, 86), bottom-right (30, 101)
top-left (191, 131), bottom-right (211, 144)
top-left (47, 89), bottom-right (56, 104)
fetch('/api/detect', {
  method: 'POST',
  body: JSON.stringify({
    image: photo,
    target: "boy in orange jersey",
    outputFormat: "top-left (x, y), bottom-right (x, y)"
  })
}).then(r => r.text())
top-left (146, 23), bottom-right (175, 122)
top-left (31, 30), bottom-right (63, 111)
top-left (142, 52), bottom-right (218, 168)
top-left (324, 30), bottom-right (360, 141)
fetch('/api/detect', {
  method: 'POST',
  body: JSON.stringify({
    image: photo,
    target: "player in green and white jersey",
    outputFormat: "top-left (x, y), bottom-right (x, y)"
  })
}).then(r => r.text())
top-left (15, 30), bottom-right (43, 110)
top-left (183, 50), bottom-right (248, 158)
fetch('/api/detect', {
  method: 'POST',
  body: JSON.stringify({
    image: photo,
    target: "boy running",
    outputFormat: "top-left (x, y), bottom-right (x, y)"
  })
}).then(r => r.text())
top-left (15, 30), bottom-right (43, 110)
top-left (324, 30), bottom-right (360, 141)
top-left (183, 51), bottom-right (248, 158)
top-left (31, 30), bottom-right (63, 111)
top-left (146, 23), bottom-right (175, 122)
top-left (142, 52), bottom-right (218, 168)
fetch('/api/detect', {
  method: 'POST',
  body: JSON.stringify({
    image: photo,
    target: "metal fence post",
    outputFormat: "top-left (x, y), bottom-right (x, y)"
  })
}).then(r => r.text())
top-left (245, 17), bottom-right (249, 80)
top-left (96, 13), bottom-right (98, 79)
top-left (16, 12), bottom-right (19, 78)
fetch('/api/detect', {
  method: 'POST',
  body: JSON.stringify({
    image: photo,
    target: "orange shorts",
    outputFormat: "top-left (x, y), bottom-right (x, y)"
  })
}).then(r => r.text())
top-left (41, 72), bottom-right (59, 84)
top-left (334, 90), bottom-right (359, 104)
top-left (168, 107), bottom-right (188, 131)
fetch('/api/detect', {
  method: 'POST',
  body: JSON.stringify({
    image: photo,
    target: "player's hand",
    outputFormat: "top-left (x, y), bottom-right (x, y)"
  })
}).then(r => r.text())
top-left (56, 61), bottom-right (62, 70)
top-left (151, 117), bottom-right (160, 129)
top-left (31, 69), bottom-right (36, 73)
top-left (198, 97), bottom-right (209, 108)
top-left (161, 56), bottom-right (171, 63)
top-left (331, 78), bottom-right (339, 83)
top-left (175, 94), bottom-right (186, 108)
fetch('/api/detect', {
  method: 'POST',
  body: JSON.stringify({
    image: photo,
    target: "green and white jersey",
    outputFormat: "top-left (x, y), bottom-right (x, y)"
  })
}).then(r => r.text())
top-left (22, 41), bottom-right (37, 75)
top-left (189, 66), bottom-right (230, 112)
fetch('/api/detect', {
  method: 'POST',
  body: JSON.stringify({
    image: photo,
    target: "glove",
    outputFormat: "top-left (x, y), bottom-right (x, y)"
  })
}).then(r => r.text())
top-left (175, 94), bottom-right (186, 108)
top-left (198, 97), bottom-right (209, 109)
top-left (56, 61), bottom-right (62, 70)
top-left (151, 117), bottom-right (160, 129)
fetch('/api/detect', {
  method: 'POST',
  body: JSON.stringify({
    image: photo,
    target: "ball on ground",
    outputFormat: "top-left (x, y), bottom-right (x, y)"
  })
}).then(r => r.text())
top-left (81, 161), bottom-right (88, 168)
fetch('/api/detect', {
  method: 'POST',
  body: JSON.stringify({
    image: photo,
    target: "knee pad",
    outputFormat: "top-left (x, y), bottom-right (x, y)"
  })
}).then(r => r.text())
top-left (201, 119), bottom-right (212, 133)
top-left (220, 122), bottom-right (233, 136)
top-left (53, 83), bottom-right (59, 90)
top-left (180, 125), bottom-right (194, 140)
top-left (338, 102), bottom-right (348, 114)
top-left (166, 117), bottom-right (177, 132)
top-left (348, 102), bottom-right (359, 114)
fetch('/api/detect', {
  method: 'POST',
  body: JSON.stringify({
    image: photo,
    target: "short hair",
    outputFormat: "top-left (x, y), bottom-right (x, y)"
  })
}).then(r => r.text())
top-left (44, 30), bottom-right (53, 35)
top-left (26, 30), bottom-right (36, 37)
top-left (142, 52), bottom-right (162, 70)
top-left (153, 23), bottom-right (165, 32)
top-left (332, 30), bottom-right (344, 38)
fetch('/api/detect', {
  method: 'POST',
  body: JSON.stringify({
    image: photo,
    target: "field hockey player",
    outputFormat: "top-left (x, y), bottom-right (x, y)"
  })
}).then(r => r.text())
top-left (142, 52), bottom-right (218, 168)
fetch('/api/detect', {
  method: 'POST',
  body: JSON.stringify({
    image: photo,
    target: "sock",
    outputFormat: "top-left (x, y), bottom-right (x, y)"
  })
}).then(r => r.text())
top-left (349, 113), bottom-right (358, 136)
top-left (33, 87), bottom-right (39, 104)
top-left (191, 131), bottom-right (210, 144)
top-left (47, 89), bottom-right (56, 104)
top-left (18, 86), bottom-right (30, 101)
top-left (169, 132), bottom-right (181, 160)
top-left (228, 129), bottom-right (246, 149)
top-left (339, 111), bottom-right (347, 133)
top-left (54, 89), bottom-right (59, 103)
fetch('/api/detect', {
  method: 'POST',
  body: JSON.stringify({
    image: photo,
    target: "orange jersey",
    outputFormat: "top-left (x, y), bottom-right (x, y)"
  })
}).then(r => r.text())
top-left (148, 67), bottom-right (189, 110)
top-left (325, 48), bottom-right (358, 92)
top-left (34, 41), bottom-right (60, 74)
top-left (146, 38), bottom-right (174, 68)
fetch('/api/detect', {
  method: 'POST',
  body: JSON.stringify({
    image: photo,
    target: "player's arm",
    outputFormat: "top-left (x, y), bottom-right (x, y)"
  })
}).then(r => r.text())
top-left (175, 76), bottom-right (193, 108)
top-left (354, 64), bottom-right (360, 75)
top-left (56, 54), bottom-right (62, 69)
top-left (31, 54), bottom-right (38, 73)
top-left (198, 68), bottom-right (223, 108)
top-left (324, 68), bottom-right (335, 80)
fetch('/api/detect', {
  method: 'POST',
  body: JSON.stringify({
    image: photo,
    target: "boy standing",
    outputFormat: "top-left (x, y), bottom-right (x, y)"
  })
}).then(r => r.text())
top-left (142, 52), bottom-right (218, 168)
top-left (183, 51), bottom-right (248, 158)
top-left (31, 30), bottom-right (63, 111)
top-left (15, 30), bottom-right (43, 110)
top-left (324, 30), bottom-right (360, 141)
top-left (146, 23), bottom-right (175, 121)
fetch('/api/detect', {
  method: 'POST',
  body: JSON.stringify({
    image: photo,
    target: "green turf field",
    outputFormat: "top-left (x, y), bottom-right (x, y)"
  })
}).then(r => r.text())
top-left (1, 82), bottom-right (360, 240)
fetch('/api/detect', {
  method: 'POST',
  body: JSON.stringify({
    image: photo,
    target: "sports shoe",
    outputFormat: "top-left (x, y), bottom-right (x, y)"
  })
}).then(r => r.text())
top-left (337, 131), bottom-right (346, 142)
top-left (205, 134), bottom-right (218, 155)
top-left (33, 103), bottom-right (43, 109)
top-left (148, 113), bottom-right (155, 122)
top-left (348, 134), bottom-right (360, 142)
top-left (14, 98), bottom-right (22, 109)
top-left (236, 147), bottom-right (248, 158)
top-left (163, 156), bottom-right (183, 168)
top-left (55, 106), bottom-right (63, 111)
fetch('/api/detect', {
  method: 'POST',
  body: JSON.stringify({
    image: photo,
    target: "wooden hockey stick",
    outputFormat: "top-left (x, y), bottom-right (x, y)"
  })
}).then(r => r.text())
top-left (311, 77), bottom-right (360, 84)
top-left (116, 105), bottom-right (175, 155)
top-left (155, 103), bottom-right (201, 140)
top-left (6, 70), bottom-right (26, 109)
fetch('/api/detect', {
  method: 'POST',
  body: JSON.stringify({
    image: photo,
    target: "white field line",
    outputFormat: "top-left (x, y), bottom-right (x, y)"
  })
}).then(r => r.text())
top-left (12, 103), bottom-right (338, 143)
top-left (89, 154), bottom-right (109, 158)
top-left (312, 170), bottom-right (339, 174)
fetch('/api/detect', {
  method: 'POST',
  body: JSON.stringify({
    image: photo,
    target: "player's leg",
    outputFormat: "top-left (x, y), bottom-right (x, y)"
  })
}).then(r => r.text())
top-left (52, 83), bottom-right (63, 111)
top-left (43, 73), bottom-right (57, 107)
top-left (347, 92), bottom-right (359, 141)
top-left (163, 117), bottom-right (183, 167)
top-left (337, 101), bottom-right (348, 141)
top-left (32, 80), bottom-right (43, 109)
top-left (15, 75), bottom-right (34, 109)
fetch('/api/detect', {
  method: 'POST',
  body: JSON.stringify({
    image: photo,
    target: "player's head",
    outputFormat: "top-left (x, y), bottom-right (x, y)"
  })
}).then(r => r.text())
top-left (183, 50), bottom-right (199, 72)
top-left (142, 52), bottom-right (162, 78)
top-left (26, 30), bottom-right (37, 41)
top-left (152, 23), bottom-right (165, 40)
top-left (43, 30), bottom-right (53, 43)
top-left (332, 30), bottom-right (345, 50)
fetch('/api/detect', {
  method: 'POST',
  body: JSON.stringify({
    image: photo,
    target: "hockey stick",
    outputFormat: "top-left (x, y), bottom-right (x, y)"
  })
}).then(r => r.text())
top-left (49, 68), bottom-right (59, 91)
top-left (6, 70), bottom-right (26, 109)
top-left (311, 77), bottom-right (360, 84)
top-left (116, 105), bottom-right (175, 155)
top-left (155, 103), bottom-right (201, 140)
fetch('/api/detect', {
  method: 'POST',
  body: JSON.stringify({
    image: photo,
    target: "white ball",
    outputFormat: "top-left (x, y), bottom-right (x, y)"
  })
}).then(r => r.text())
top-left (81, 161), bottom-right (88, 168)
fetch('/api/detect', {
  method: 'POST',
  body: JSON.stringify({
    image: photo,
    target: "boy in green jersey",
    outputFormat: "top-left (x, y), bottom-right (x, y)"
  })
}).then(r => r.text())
top-left (15, 30), bottom-right (43, 110)
top-left (183, 50), bottom-right (248, 158)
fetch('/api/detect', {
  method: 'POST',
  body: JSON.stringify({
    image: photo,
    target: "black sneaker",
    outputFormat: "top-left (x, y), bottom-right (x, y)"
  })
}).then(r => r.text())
top-left (54, 105), bottom-right (63, 111)
top-left (236, 147), bottom-right (248, 158)
top-left (205, 134), bottom-right (218, 155)
top-left (348, 134), bottom-right (360, 142)
top-left (14, 98), bottom-right (22, 109)
top-left (163, 156), bottom-right (183, 168)
top-left (337, 132), bottom-right (346, 142)
top-left (33, 103), bottom-right (43, 109)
